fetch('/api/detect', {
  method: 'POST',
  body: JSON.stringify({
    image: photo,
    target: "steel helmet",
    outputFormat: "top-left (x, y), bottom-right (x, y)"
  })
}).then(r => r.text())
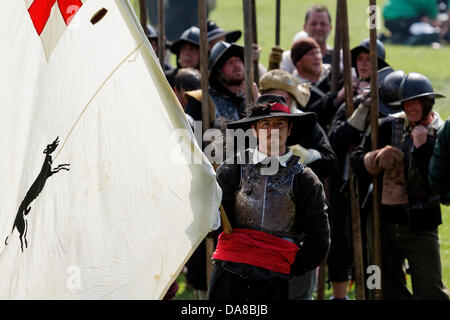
top-left (206, 20), bottom-right (241, 43)
top-left (399, 72), bottom-right (445, 119)
top-left (169, 26), bottom-right (201, 56)
top-left (399, 72), bottom-right (445, 103)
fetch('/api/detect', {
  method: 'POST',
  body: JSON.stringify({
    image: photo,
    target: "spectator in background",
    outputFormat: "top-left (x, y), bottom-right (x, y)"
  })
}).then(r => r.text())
top-left (382, 0), bottom-right (443, 45)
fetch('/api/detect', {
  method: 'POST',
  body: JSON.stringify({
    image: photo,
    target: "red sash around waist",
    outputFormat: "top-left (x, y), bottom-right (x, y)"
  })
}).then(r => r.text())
top-left (212, 228), bottom-right (299, 274)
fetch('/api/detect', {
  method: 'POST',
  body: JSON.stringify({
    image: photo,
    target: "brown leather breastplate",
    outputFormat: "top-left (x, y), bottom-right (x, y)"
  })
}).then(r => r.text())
top-left (234, 155), bottom-right (304, 237)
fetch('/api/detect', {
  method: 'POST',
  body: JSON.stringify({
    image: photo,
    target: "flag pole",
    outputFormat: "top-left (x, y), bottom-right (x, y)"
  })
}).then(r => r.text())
top-left (157, 0), bottom-right (165, 71)
top-left (369, 0), bottom-right (382, 300)
top-left (340, 0), bottom-right (366, 300)
top-left (243, 0), bottom-right (255, 108)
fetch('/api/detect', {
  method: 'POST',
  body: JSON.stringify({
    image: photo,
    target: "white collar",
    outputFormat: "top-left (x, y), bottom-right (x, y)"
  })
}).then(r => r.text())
top-left (252, 148), bottom-right (293, 167)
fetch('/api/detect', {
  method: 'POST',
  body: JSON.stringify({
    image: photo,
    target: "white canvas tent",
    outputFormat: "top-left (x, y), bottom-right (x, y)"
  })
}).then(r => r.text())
top-left (0, 0), bottom-right (221, 299)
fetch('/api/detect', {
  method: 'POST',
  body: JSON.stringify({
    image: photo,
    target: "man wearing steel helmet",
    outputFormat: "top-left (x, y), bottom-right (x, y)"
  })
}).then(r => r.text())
top-left (206, 95), bottom-right (330, 300)
top-left (165, 26), bottom-right (201, 87)
top-left (350, 72), bottom-right (449, 299)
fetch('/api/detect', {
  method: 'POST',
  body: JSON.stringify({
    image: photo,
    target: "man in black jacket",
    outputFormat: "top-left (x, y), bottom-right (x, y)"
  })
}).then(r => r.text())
top-left (206, 95), bottom-right (330, 300)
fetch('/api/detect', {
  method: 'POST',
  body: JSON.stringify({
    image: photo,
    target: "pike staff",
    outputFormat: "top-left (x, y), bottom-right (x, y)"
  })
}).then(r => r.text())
top-left (251, 0), bottom-right (259, 83)
top-left (243, 0), bottom-right (255, 107)
top-left (369, 0), bottom-right (382, 301)
top-left (157, 0), bottom-right (165, 71)
top-left (268, 0), bottom-right (283, 71)
top-left (340, 0), bottom-right (366, 300)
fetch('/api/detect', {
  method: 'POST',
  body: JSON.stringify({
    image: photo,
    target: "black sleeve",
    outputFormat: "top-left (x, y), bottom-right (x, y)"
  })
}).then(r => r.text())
top-left (300, 124), bottom-right (337, 181)
top-left (215, 161), bottom-right (241, 226)
top-left (308, 92), bottom-right (339, 129)
top-left (185, 99), bottom-right (203, 122)
top-left (290, 167), bottom-right (330, 276)
top-left (429, 121), bottom-right (450, 197)
top-left (350, 117), bottom-right (393, 176)
top-left (328, 103), bottom-right (365, 153)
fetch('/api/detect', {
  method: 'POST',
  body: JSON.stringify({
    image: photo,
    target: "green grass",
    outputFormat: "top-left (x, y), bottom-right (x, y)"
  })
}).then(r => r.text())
top-left (129, 0), bottom-right (450, 300)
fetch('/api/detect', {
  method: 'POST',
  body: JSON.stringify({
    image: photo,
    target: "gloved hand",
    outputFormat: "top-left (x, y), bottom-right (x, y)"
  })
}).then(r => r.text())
top-left (268, 45), bottom-right (283, 71)
top-left (375, 145), bottom-right (404, 170)
top-left (290, 144), bottom-right (322, 165)
top-left (347, 100), bottom-right (370, 131)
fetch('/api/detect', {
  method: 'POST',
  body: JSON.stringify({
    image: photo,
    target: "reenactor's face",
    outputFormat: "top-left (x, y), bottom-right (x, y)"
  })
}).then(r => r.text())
top-left (356, 52), bottom-right (371, 81)
top-left (179, 43), bottom-right (200, 68)
top-left (297, 48), bottom-right (322, 77)
top-left (304, 11), bottom-right (332, 44)
top-left (221, 56), bottom-right (244, 83)
top-left (403, 100), bottom-right (423, 123)
top-left (252, 117), bottom-right (292, 156)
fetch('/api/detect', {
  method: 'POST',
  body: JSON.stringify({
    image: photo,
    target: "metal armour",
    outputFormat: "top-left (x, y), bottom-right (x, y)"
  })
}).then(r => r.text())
top-left (234, 156), bottom-right (304, 238)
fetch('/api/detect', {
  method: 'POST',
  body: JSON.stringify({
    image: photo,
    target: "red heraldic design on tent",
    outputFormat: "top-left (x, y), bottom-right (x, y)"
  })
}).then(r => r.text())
top-left (25, 0), bottom-right (85, 59)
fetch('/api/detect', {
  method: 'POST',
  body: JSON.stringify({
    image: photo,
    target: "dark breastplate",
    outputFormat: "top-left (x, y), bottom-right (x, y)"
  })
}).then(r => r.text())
top-left (234, 156), bottom-right (304, 237)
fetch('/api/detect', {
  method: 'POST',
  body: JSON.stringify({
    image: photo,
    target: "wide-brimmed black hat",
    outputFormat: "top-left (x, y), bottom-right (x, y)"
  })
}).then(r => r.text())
top-left (227, 95), bottom-right (317, 146)
top-left (206, 20), bottom-right (242, 43)
top-left (208, 41), bottom-right (244, 86)
top-left (351, 38), bottom-right (389, 72)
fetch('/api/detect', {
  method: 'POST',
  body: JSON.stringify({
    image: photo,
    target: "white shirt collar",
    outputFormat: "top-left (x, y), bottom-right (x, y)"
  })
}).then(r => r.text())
top-left (251, 148), bottom-right (293, 167)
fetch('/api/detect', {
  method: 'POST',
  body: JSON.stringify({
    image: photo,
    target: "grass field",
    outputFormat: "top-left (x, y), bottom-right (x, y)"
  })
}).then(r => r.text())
top-left (130, 0), bottom-right (450, 300)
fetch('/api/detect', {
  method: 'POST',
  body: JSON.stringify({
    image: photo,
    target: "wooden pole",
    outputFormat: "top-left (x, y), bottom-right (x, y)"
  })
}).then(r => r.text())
top-left (331, 0), bottom-right (341, 94)
top-left (243, 0), bottom-right (255, 108)
top-left (340, 0), bottom-right (366, 300)
top-left (157, 0), bottom-right (165, 71)
top-left (275, 0), bottom-right (280, 46)
top-left (369, 0), bottom-right (382, 300)
top-left (251, 0), bottom-right (259, 83)
top-left (198, 0), bottom-right (214, 294)
top-left (139, 0), bottom-right (147, 30)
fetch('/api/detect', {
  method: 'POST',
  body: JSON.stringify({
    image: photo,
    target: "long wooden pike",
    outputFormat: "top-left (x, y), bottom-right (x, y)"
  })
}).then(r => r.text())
top-left (340, 0), bottom-right (366, 300)
top-left (369, 0), bottom-right (382, 301)
top-left (251, 0), bottom-right (259, 83)
top-left (157, 0), bottom-right (165, 71)
top-left (243, 0), bottom-right (255, 108)
top-left (331, 0), bottom-right (341, 94)
top-left (317, 0), bottom-right (341, 301)
top-left (139, 0), bottom-right (147, 30)
top-left (198, 0), bottom-right (214, 292)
